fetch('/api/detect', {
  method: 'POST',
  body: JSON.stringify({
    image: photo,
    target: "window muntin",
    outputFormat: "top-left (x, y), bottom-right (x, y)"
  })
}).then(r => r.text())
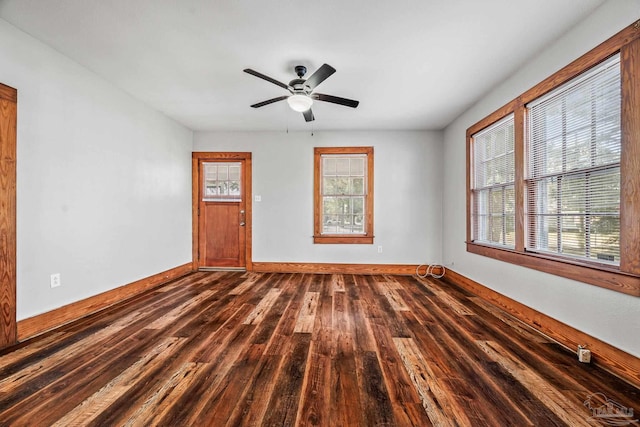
top-left (203, 162), bottom-right (242, 201)
top-left (526, 54), bottom-right (621, 264)
top-left (321, 154), bottom-right (367, 235)
top-left (471, 114), bottom-right (515, 248)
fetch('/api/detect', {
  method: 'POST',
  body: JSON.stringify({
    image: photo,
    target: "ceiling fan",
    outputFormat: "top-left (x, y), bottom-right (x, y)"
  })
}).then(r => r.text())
top-left (243, 64), bottom-right (359, 122)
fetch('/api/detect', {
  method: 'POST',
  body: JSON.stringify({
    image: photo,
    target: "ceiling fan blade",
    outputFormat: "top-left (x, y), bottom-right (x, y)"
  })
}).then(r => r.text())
top-left (303, 109), bottom-right (315, 122)
top-left (304, 64), bottom-right (336, 91)
top-left (312, 93), bottom-right (359, 108)
top-left (250, 96), bottom-right (289, 108)
top-left (244, 69), bottom-right (291, 91)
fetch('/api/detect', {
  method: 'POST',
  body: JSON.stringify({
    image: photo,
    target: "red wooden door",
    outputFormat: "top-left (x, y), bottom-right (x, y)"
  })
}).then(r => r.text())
top-left (198, 157), bottom-right (249, 268)
top-left (201, 202), bottom-right (245, 267)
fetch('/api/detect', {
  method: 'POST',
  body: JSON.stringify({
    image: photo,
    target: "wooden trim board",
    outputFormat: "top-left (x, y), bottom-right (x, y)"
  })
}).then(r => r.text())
top-left (252, 262), bottom-right (425, 275)
top-left (17, 263), bottom-right (194, 340)
top-left (442, 268), bottom-right (640, 387)
top-left (0, 83), bottom-right (17, 349)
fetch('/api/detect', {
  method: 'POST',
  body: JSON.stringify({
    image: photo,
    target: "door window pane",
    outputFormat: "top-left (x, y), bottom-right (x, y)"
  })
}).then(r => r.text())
top-left (203, 162), bottom-right (242, 201)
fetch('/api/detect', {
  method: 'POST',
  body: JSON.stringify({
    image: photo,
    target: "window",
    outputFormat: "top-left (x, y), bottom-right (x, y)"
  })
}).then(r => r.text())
top-left (526, 55), bottom-right (621, 264)
top-left (203, 162), bottom-right (241, 201)
top-left (471, 114), bottom-right (515, 248)
top-left (314, 147), bottom-right (373, 244)
top-left (466, 22), bottom-right (640, 296)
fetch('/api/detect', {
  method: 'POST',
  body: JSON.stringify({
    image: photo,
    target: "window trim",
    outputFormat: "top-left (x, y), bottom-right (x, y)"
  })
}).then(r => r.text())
top-left (314, 146), bottom-right (374, 244)
top-left (466, 22), bottom-right (640, 296)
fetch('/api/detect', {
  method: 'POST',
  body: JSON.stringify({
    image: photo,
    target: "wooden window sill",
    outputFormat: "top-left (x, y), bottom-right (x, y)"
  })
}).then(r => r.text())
top-left (314, 235), bottom-right (374, 244)
top-left (466, 242), bottom-right (640, 296)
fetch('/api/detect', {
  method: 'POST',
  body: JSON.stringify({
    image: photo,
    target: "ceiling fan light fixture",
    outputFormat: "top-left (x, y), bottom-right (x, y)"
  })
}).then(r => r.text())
top-left (287, 94), bottom-right (313, 112)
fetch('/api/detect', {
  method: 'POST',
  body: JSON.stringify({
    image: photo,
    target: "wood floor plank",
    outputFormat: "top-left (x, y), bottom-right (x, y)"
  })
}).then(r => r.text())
top-left (229, 272), bottom-right (266, 295)
top-left (198, 343), bottom-right (266, 425)
top-left (249, 275), bottom-right (295, 349)
top-left (294, 291), bottom-right (320, 334)
top-left (330, 273), bottom-right (345, 293)
top-left (467, 296), bottom-right (551, 343)
top-left (0, 308), bottom-right (149, 397)
top-left (263, 273), bottom-right (311, 357)
top-left (146, 288), bottom-right (217, 330)
top-left (0, 328), bottom-right (168, 425)
top-left (263, 334), bottom-right (312, 426)
top-left (476, 340), bottom-right (593, 427)
top-left (225, 353), bottom-right (284, 426)
top-left (356, 350), bottom-right (396, 426)
top-left (330, 290), bottom-right (364, 427)
top-left (359, 275), bottom-right (412, 338)
top-left (417, 276), bottom-right (475, 316)
top-left (297, 276), bottom-right (332, 426)
top-left (0, 271), bottom-right (637, 426)
top-left (393, 337), bottom-right (472, 427)
top-left (152, 323), bottom-right (259, 422)
top-left (242, 287), bottom-right (282, 325)
top-left (296, 339), bottom-right (331, 426)
top-left (402, 277), bottom-right (562, 426)
top-left (380, 287), bottom-right (411, 312)
top-left (124, 361), bottom-right (207, 427)
top-left (50, 337), bottom-right (186, 426)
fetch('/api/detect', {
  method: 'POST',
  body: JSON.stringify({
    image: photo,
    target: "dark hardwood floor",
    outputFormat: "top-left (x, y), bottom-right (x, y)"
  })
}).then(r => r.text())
top-left (0, 271), bottom-right (638, 426)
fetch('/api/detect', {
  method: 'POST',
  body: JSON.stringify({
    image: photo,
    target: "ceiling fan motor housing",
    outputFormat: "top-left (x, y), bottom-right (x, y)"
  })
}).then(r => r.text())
top-left (289, 78), bottom-right (309, 93)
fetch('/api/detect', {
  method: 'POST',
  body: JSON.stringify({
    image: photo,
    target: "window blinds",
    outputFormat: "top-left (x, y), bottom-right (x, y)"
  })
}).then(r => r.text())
top-left (472, 114), bottom-right (515, 247)
top-left (526, 53), bottom-right (621, 263)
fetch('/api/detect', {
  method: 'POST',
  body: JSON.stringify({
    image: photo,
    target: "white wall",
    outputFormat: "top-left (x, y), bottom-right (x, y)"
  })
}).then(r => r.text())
top-left (194, 130), bottom-right (443, 265)
top-left (442, 0), bottom-right (640, 357)
top-left (0, 19), bottom-right (193, 320)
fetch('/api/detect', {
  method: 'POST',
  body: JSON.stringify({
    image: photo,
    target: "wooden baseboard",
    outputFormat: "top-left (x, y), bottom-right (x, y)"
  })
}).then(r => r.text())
top-left (17, 263), bottom-right (194, 341)
top-left (251, 262), bottom-right (423, 275)
top-left (442, 268), bottom-right (640, 387)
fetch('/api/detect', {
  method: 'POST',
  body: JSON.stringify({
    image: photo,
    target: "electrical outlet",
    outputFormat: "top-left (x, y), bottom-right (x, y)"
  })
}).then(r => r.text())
top-left (377, 246), bottom-right (383, 253)
top-left (254, 195), bottom-right (262, 202)
top-left (50, 273), bottom-right (61, 288)
top-left (578, 346), bottom-right (591, 363)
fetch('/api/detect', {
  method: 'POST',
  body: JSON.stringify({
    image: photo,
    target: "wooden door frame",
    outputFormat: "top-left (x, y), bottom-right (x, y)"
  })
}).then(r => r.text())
top-left (192, 152), bottom-right (252, 271)
top-left (0, 83), bottom-right (17, 349)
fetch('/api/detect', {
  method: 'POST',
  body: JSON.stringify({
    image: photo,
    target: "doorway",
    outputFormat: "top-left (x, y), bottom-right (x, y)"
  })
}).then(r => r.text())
top-left (192, 152), bottom-right (252, 270)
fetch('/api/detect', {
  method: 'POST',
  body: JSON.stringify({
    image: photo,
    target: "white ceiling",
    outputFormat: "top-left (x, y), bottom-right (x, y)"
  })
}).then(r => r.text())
top-left (0, 0), bottom-right (606, 132)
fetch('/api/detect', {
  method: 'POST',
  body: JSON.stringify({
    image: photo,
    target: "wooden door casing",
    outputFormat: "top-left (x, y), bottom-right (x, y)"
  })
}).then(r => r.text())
top-left (0, 83), bottom-right (17, 349)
